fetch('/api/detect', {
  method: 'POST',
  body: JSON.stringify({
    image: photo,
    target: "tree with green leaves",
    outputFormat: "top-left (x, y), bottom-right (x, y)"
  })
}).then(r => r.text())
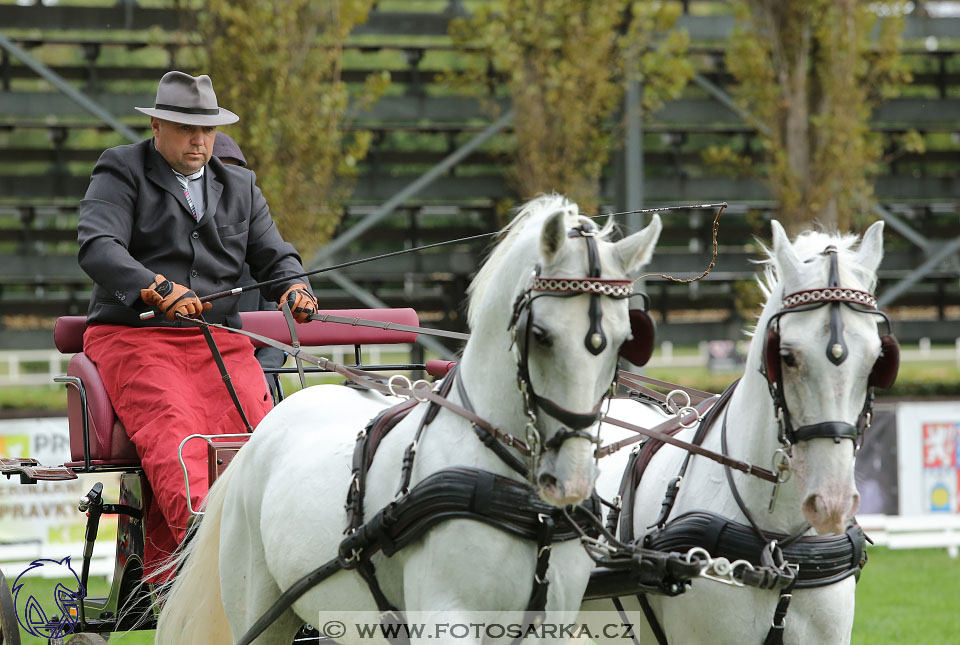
top-left (450, 0), bottom-right (693, 215)
top-left (199, 0), bottom-right (387, 255)
top-left (725, 0), bottom-right (916, 234)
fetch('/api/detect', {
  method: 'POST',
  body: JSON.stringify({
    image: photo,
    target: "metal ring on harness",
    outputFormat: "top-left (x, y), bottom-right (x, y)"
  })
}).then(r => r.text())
top-left (388, 374), bottom-right (413, 398)
top-left (665, 389), bottom-right (692, 414)
top-left (684, 547), bottom-right (755, 587)
top-left (772, 449), bottom-right (793, 483)
top-left (678, 406), bottom-right (700, 429)
top-left (411, 379), bottom-right (433, 403)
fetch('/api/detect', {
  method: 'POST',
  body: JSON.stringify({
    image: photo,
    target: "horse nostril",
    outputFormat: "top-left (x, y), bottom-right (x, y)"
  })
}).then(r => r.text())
top-left (850, 491), bottom-right (861, 516)
top-left (802, 494), bottom-right (824, 519)
top-left (538, 473), bottom-right (558, 490)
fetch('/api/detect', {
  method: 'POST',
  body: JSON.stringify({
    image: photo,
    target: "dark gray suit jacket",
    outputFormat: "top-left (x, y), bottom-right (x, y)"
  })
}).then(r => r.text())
top-left (78, 138), bottom-right (307, 327)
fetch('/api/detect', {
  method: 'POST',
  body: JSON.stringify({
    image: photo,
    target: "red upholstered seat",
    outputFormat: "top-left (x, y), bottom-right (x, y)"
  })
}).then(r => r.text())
top-left (54, 317), bottom-right (138, 465)
top-left (64, 353), bottom-right (140, 463)
top-left (52, 309), bottom-right (422, 467)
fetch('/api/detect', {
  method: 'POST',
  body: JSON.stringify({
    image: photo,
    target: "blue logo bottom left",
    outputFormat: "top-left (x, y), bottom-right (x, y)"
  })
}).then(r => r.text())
top-left (12, 557), bottom-right (85, 639)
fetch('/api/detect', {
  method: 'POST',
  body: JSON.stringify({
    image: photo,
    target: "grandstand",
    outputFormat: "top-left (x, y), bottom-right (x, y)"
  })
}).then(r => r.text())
top-left (1, 0), bottom-right (959, 350)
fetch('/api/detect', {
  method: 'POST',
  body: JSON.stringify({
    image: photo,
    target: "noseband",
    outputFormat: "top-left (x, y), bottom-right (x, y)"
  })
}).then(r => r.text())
top-left (509, 219), bottom-right (634, 459)
top-left (761, 246), bottom-right (900, 451)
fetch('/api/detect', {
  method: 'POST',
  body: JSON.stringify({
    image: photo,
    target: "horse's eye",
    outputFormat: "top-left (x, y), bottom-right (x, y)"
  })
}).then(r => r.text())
top-left (531, 324), bottom-right (552, 347)
top-left (780, 349), bottom-right (798, 368)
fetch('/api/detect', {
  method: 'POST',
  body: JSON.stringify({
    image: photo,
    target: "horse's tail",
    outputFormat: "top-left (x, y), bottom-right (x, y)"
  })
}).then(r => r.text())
top-left (154, 450), bottom-right (242, 645)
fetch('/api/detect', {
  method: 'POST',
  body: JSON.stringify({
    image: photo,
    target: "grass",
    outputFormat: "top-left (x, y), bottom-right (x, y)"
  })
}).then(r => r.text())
top-left (0, 386), bottom-right (68, 413)
top-left (852, 547), bottom-right (960, 645)
top-left (8, 575), bottom-right (153, 645)
top-left (5, 548), bottom-right (957, 643)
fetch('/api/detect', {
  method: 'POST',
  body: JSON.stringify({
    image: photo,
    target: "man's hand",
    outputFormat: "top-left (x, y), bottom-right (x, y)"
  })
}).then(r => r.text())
top-left (140, 274), bottom-right (211, 321)
top-left (279, 282), bottom-right (318, 323)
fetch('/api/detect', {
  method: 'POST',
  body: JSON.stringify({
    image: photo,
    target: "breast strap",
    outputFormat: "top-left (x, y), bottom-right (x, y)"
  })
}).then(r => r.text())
top-left (644, 510), bottom-right (868, 589)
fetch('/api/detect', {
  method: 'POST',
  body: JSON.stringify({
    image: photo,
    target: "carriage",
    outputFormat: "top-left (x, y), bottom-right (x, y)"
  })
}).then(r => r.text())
top-left (0, 197), bottom-right (897, 645)
top-left (0, 307), bottom-right (446, 644)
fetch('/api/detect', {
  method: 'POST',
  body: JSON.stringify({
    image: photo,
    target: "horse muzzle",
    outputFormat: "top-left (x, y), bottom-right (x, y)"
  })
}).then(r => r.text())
top-left (536, 433), bottom-right (598, 506)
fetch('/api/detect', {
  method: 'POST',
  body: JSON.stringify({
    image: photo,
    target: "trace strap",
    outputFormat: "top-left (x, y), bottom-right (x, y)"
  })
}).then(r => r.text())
top-left (596, 414), bottom-right (778, 484)
top-left (175, 317), bottom-right (534, 458)
top-left (306, 312), bottom-right (471, 341)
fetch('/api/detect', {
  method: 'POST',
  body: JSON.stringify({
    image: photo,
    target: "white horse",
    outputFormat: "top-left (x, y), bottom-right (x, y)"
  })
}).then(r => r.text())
top-left (586, 220), bottom-right (894, 644)
top-left (155, 195), bottom-right (663, 645)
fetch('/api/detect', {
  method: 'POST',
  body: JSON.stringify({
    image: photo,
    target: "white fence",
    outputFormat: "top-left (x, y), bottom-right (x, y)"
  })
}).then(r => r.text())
top-left (0, 541), bottom-right (115, 579)
top-left (4, 338), bottom-right (959, 388)
top-left (0, 343), bottom-right (407, 387)
top-left (857, 513), bottom-right (960, 558)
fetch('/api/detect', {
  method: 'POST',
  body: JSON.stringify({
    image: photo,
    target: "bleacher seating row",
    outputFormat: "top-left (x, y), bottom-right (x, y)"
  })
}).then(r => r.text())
top-left (1, 1), bottom-right (959, 348)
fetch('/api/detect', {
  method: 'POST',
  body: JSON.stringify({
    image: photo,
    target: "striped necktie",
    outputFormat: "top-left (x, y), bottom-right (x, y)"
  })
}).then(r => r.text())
top-left (173, 168), bottom-right (205, 221)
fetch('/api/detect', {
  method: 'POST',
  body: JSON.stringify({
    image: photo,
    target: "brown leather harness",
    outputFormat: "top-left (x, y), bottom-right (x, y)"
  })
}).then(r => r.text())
top-left (593, 248), bottom-right (896, 645)
top-left (185, 218), bottom-right (662, 644)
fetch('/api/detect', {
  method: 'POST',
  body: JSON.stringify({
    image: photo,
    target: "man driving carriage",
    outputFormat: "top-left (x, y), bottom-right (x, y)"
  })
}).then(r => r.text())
top-left (77, 71), bottom-right (319, 580)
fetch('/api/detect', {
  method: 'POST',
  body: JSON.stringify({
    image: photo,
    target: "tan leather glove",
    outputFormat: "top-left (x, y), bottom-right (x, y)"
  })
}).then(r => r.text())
top-left (140, 274), bottom-right (211, 321)
top-left (279, 282), bottom-right (318, 323)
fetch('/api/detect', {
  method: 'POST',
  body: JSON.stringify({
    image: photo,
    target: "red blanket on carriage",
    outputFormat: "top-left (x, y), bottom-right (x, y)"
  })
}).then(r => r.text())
top-left (83, 324), bottom-right (273, 581)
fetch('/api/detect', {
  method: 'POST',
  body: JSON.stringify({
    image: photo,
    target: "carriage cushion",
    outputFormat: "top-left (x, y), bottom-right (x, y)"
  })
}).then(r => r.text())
top-left (65, 352), bottom-right (139, 463)
top-left (54, 316), bottom-right (87, 354)
top-left (54, 308), bottom-right (421, 354)
top-left (240, 308), bottom-right (419, 347)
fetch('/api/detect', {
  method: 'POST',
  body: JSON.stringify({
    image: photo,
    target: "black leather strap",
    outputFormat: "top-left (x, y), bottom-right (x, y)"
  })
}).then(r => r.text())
top-left (790, 421), bottom-right (858, 443)
top-left (638, 594), bottom-right (668, 645)
top-left (456, 373), bottom-right (529, 477)
top-left (199, 323), bottom-right (253, 432)
top-left (280, 300), bottom-right (306, 389)
top-left (515, 514), bottom-right (556, 643)
top-left (763, 577), bottom-right (797, 645)
top-left (611, 596), bottom-right (642, 645)
top-left (645, 511), bottom-right (866, 589)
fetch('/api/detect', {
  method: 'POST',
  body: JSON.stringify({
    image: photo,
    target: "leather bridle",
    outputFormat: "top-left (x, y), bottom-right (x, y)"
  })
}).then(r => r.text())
top-left (760, 246), bottom-right (900, 452)
top-left (507, 219), bottom-right (634, 466)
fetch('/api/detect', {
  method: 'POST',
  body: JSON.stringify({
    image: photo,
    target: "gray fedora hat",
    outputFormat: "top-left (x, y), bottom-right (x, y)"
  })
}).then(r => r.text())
top-left (136, 71), bottom-right (239, 126)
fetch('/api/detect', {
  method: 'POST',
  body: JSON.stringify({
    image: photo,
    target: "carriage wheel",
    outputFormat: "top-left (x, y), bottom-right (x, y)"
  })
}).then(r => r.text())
top-left (0, 570), bottom-right (21, 645)
top-left (65, 634), bottom-right (108, 644)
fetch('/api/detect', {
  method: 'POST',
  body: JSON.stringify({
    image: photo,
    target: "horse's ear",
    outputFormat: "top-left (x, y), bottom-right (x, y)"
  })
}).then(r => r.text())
top-left (856, 220), bottom-right (885, 275)
top-left (614, 214), bottom-right (662, 274)
top-left (771, 220), bottom-right (802, 281)
top-left (540, 209), bottom-right (568, 264)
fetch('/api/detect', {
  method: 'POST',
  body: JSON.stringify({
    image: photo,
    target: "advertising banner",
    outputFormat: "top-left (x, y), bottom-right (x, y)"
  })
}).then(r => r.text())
top-left (897, 401), bottom-right (960, 515)
top-left (0, 417), bottom-right (119, 576)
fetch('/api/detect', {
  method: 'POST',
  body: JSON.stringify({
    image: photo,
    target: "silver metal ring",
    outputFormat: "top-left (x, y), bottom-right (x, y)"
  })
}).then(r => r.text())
top-left (387, 374), bottom-right (413, 398)
top-left (411, 379), bottom-right (433, 402)
top-left (666, 389), bottom-right (692, 415)
top-left (679, 406), bottom-right (700, 429)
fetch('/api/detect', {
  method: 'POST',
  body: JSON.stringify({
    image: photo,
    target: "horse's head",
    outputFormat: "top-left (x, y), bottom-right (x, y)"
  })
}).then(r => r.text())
top-left (760, 220), bottom-right (897, 534)
top-left (468, 195), bottom-right (661, 507)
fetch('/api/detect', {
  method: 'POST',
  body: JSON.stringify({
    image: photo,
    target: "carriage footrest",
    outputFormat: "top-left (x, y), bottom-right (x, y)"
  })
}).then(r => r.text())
top-left (0, 458), bottom-right (77, 483)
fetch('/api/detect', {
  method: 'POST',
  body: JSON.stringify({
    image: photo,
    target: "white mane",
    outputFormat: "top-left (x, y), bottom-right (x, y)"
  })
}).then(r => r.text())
top-left (466, 194), bottom-right (614, 329)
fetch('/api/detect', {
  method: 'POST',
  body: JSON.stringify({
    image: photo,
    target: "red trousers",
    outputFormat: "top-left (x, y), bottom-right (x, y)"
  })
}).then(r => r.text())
top-left (83, 325), bottom-right (273, 580)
